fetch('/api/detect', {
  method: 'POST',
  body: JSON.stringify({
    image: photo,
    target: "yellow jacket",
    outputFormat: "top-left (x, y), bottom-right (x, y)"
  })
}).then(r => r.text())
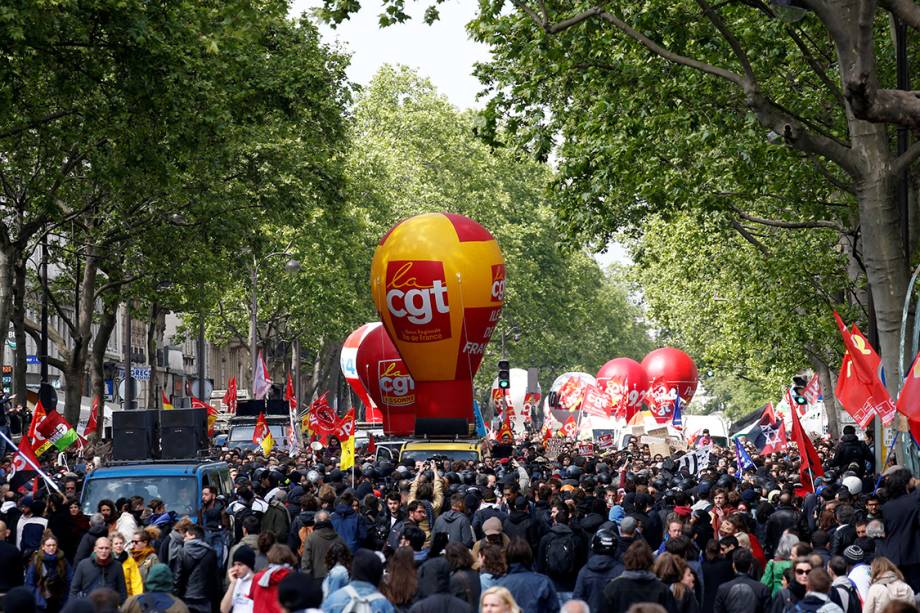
top-left (121, 555), bottom-right (144, 596)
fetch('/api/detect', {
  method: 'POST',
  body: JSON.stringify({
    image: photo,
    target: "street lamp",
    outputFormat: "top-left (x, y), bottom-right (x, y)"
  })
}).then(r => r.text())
top-left (249, 251), bottom-right (301, 392)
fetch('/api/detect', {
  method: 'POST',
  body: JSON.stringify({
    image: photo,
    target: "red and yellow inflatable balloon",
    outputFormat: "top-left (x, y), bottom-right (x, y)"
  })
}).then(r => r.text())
top-left (371, 212), bottom-right (505, 434)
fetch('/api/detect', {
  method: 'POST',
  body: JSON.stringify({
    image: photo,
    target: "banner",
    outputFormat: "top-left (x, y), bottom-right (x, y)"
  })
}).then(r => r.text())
top-left (580, 385), bottom-right (609, 419)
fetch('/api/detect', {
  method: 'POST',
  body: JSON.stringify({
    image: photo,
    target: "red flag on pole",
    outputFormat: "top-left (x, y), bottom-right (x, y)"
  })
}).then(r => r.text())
top-left (833, 312), bottom-right (896, 426)
top-left (84, 396), bottom-right (99, 437)
top-left (366, 433), bottom-right (377, 455)
top-left (560, 414), bottom-right (577, 439)
top-left (787, 388), bottom-right (824, 494)
top-left (285, 373), bottom-right (296, 414)
top-left (190, 395), bottom-right (218, 436)
top-left (223, 377), bottom-right (238, 414)
top-left (896, 352), bottom-right (920, 443)
top-left (835, 352), bottom-right (881, 429)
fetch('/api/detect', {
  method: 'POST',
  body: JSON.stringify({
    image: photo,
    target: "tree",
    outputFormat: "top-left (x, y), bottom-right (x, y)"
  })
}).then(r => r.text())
top-left (318, 0), bottom-right (920, 405)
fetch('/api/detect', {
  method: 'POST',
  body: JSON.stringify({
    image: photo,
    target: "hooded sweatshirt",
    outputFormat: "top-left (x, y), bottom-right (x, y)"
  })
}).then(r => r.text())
top-left (331, 504), bottom-right (366, 552)
top-left (121, 564), bottom-right (186, 613)
top-left (249, 564), bottom-right (292, 613)
top-left (432, 509), bottom-right (474, 548)
top-left (411, 557), bottom-right (473, 613)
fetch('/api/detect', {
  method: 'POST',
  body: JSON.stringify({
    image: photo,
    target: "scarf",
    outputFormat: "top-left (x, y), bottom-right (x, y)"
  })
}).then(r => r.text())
top-left (131, 545), bottom-right (155, 564)
top-left (257, 563), bottom-right (291, 587)
top-left (92, 552), bottom-right (113, 567)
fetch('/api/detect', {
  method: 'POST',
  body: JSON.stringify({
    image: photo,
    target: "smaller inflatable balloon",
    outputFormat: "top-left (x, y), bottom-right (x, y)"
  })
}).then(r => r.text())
top-left (355, 324), bottom-right (418, 436)
top-left (545, 372), bottom-right (596, 426)
top-left (340, 324), bottom-right (383, 423)
top-left (596, 358), bottom-right (649, 422)
top-left (641, 347), bottom-right (698, 424)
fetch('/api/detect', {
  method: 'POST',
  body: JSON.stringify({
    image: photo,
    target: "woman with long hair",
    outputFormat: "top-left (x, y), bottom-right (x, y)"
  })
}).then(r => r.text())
top-left (653, 552), bottom-right (698, 613)
top-left (380, 546), bottom-right (419, 612)
top-left (129, 527), bottom-right (160, 583)
top-left (445, 541), bottom-right (480, 608)
top-left (322, 541), bottom-right (351, 599)
top-left (863, 557), bottom-right (915, 613)
top-left (24, 535), bottom-right (73, 612)
top-left (480, 586), bottom-right (522, 613)
top-left (250, 544), bottom-right (297, 613)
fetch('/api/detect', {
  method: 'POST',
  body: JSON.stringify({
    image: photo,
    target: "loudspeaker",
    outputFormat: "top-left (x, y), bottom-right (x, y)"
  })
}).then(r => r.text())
top-left (414, 417), bottom-right (469, 436)
top-left (112, 410), bottom-right (158, 461)
top-left (160, 409), bottom-right (207, 459)
top-left (235, 398), bottom-right (288, 417)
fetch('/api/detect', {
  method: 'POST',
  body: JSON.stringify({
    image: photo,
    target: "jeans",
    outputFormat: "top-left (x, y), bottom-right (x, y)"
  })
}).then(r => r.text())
top-left (205, 529), bottom-right (227, 567)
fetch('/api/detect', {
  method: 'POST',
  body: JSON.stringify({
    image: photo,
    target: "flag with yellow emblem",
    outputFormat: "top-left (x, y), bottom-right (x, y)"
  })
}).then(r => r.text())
top-left (252, 411), bottom-right (274, 456)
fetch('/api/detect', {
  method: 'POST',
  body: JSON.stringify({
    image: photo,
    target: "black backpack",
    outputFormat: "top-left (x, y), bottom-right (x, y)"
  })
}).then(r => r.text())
top-left (830, 581), bottom-right (861, 613)
top-left (545, 532), bottom-right (577, 576)
top-left (232, 502), bottom-right (263, 542)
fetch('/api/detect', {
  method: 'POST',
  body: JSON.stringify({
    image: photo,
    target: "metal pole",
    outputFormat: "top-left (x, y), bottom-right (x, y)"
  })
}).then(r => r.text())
top-left (250, 261), bottom-right (258, 391)
top-left (40, 235), bottom-right (48, 383)
top-left (294, 336), bottom-right (303, 449)
top-left (197, 312), bottom-right (205, 400)
top-left (124, 303), bottom-right (133, 409)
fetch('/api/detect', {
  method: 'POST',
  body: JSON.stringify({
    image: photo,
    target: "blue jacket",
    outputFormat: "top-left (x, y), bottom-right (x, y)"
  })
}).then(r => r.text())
top-left (322, 580), bottom-right (396, 613)
top-left (331, 504), bottom-right (367, 552)
top-left (496, 563), bottom-right (558, 613)
top-left (25, 552), bottom-right (73, 610)
top-left (574, 554), bottom-right (623, 613)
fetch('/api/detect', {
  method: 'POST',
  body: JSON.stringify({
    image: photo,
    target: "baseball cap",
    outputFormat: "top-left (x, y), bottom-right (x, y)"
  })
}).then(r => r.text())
top-left (483, 517), bottom-right (503, 536)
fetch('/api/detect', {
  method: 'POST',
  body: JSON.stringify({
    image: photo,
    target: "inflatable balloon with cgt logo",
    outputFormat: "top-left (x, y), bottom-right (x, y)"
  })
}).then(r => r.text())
top-left (340, 323), bottom-right (384, 425)
top-left (354, 323), bottom-right (418, 436)
top-left (371, 212), bottom-right (505, 435)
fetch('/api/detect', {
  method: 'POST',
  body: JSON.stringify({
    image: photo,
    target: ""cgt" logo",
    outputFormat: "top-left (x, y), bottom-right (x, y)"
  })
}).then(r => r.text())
top-left (385, 261), bottom-right (451, 342)
top-left (378, 360), bottom-right (415, 406)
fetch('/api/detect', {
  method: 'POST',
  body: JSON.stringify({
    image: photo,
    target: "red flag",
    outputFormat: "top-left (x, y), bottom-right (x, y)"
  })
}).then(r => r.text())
top-left (788, 388), bottom-right (824, 494)
top-left (836, 352), bottom-right (880, 429)
top-left (336, 408), bottom-right (356, 441)
top-left (580, 385), bottom-right (609, 418)
top-left (9, 437), bottom-right (40, 492)
top-left (833, 312), bottom-right (896, 426)
top-left (896, 352), bottom-right (920, 443)
top-left (285, 373), bottom-right (296, 414)
top-left (759, 404), bottom-right (787, 455)
top-left (84, 396), bottom-right (99, 437)
top-left (26, 400), bottom-right (47, 444)
top-left (366, 433), bottom-right (377, 454)
top-left (223, 377), bottom-right (238, 414)
top-left (542, 426), bottom-right (553, 443)
top-left (560, 414), bottom-right (578, 439)
top-left (305, 393), bottom-right (339, 445)
top-left (190, 395), bottom-right (218, 436)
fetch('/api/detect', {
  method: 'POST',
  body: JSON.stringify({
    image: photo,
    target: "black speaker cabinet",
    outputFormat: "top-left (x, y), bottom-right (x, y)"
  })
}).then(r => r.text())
top-left (160, 408), bottom-right (207, 459)
top-left (112, 410), bottom-right (158, 461)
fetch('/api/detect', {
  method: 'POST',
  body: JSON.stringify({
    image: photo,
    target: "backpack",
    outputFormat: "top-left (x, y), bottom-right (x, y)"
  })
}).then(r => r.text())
top-left (135, 592), bottom-right (178, 613)
top-left (545, 532), bottom-right (577, 576)
top-left (232, 502), bottom-right (263, 542)
top-left (792, 598), bottom-right (824, 613)
top-left (340, 584), bottom-right (386, 613)
top-left (830, 581), bottom-right (861, 613)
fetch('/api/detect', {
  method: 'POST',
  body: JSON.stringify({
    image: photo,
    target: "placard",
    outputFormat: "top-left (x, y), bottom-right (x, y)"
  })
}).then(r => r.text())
top-left (596, 433), bottom-right (615, 450)
top-left (577, 441), bottom-right (594, 456)
top-left (545, 437), bottom-right (565, 460)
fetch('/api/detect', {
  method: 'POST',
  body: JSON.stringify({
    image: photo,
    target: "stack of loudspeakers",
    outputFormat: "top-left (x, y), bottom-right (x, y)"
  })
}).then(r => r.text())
top-left (160, 408), bottom-right (208, 459)
top-left (112, 410), bottom-right (159, 461)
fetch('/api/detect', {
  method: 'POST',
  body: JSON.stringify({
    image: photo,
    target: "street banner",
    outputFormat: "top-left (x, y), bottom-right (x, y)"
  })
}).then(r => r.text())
top-left (596, 433), bottom-right (615, 450)
top-left (803, 373), bottom-right (822, 405)
top-left (545, 437), bottom-right (565, 460)
top-left (675, 447), bottom-right (710, 475)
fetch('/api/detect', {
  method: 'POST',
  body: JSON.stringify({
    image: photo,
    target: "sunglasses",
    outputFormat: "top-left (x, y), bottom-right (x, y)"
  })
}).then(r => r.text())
top-left (795, 568), bottom-right (810, 575)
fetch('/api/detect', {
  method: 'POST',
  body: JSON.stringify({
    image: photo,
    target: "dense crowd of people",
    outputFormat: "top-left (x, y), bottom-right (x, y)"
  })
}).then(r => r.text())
top-left (0, 422), bottom-right (918, 613)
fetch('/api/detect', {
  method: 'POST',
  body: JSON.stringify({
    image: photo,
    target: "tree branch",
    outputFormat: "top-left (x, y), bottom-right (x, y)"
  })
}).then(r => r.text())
top-left (0, 110), bottom-right (79, 140)
top-left (731, 206), bottom-right (847, 231)
top-left (880, 0), bottom-right (920, 28)
top-left (696, 0), bottom-right (757, 82)
top-left (729, 219), bottom-right (772, 256)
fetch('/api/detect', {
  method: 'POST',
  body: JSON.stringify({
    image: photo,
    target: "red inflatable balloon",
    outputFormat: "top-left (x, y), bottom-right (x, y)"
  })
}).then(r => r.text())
top-left (355, 324), bottom-right (417, 436)
top-left (641, 348), bottom-right (698, 424)
top-left (596, 358), bottom-right (649, 422)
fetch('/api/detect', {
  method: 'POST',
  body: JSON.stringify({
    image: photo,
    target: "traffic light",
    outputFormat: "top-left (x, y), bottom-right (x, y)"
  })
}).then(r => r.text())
top-left (498, 360), bottom-right (510, 389)
top-left (791, 375), bottom-right (808, 406)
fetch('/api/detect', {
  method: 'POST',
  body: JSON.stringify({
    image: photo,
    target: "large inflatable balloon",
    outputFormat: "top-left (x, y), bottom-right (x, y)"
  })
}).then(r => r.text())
top-left (596, 358), bottom-right (649, 422)
top-left (340, 324), bottom-right (383, 424)
top-left (371, 212), bottom-right (505, 434)
top-left (355, 324), bottom-right (418, 436)
top-left (490, 368), bottom-right (541, 435)
top-left (641, 348), bottom-right (698, 424)
top-left (544, 372), bottom-right (596, 428)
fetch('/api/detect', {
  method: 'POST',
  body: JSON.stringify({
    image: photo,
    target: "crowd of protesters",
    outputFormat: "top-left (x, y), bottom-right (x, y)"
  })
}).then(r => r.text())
top-left (0, 422), bottom-right (918, 613)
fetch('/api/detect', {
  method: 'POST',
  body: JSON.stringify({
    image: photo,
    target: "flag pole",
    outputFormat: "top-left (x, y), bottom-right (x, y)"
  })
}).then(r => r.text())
top-left (0, 430), bottom-right (62, 494)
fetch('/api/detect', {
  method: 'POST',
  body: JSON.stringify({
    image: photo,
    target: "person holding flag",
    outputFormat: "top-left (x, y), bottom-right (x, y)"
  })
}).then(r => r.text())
top-left (252, 411), bottom-right (274, 456)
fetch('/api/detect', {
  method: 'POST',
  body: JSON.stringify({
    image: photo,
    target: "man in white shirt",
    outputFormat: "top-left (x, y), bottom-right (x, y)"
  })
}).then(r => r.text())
top-left (844, 545), bottom-right (871, 601)
top-left (220, 545), bottom-right (255, 613)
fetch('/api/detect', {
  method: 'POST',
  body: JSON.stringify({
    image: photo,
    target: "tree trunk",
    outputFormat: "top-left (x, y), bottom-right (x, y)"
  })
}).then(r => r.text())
top-left (146, 303), bottom-right (161, 409)
top-left (0, 247), bottom-right (16, 369)
top-left (61, 248), bottom-right (98, 425)
top-left (809, 355), bottom-right (840, 439)
top-left (11, 257), bottom-right (27, 409)
top-left (90, 292), bottom-right (120, 441)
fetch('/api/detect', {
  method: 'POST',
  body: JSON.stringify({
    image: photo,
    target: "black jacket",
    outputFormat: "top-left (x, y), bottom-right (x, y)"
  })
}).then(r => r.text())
top-left (879, 488), bottom-right (920, 565)
top-left (573, 554), bottom-right (623, 612)
top-left (73, 523), bottom-right (108, 566)
top-left (536, 524), bottom-right (582, 591)
top-left (503, 510), bottom-right (542, 544)
top-left (713, 572), bottom-right (772, 613)
top-left (70, 555), bottom-right (127, 602)
top-left (701, 557), bottom-right (736, 613)
top-left (409, 556), bottom-right (473, 613)
top-left (603, 569), bottom-right (677, 613)
top-left (831, 524), bottom-right (857, 557)
top-left (0, 540), bottom-right (23, 591)
top-left (831, 434), bottom-right (874, 476)
top-left (175, 538), bottom-right (220, 608)
top-left (450, 567), bottom-right (481, 608)
top-left (764, 505), bottom-right (801, 558)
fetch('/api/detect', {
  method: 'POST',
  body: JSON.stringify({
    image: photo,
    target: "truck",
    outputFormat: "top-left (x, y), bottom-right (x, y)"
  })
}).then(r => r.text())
top-left (223, 399), bottom-right (291, 453)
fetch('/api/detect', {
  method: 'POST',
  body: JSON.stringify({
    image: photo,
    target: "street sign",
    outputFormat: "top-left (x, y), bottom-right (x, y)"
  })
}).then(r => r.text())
top-left (2, 365), bottom-right (11, 393)
top-left (131, 367), bottom-right (151, 381)
top-left (117, 380), bottom-right (138, 400)
top-left (26, 355), bottom-right (40, 365)
top-left (191, 380), bottom-right (213, 400)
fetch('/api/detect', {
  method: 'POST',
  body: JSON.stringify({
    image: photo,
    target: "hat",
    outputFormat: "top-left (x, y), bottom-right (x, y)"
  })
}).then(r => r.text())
top-left (232, 545), bottom-right (256, 569)
top-left (278, 572), bottom-right (323, 610)
top-left (741, 489), bottom-right (759, 504)
top-left (844, 545), bottom-right (865, 564)
top-left (143, 563), bottom-right (174, 593)
top-left (483, 517), bottom-right (503, 536)
top-left (609, 506), bottom-right (625, 525)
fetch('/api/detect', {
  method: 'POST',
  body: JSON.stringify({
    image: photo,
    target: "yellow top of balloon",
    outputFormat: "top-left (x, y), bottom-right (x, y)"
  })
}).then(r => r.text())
top-left (370, 212), bottom-right (505, 382)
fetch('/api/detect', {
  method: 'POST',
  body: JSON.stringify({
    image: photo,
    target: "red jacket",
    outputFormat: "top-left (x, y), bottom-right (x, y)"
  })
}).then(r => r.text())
top-left (249, 565), bottom-right (292, 613)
